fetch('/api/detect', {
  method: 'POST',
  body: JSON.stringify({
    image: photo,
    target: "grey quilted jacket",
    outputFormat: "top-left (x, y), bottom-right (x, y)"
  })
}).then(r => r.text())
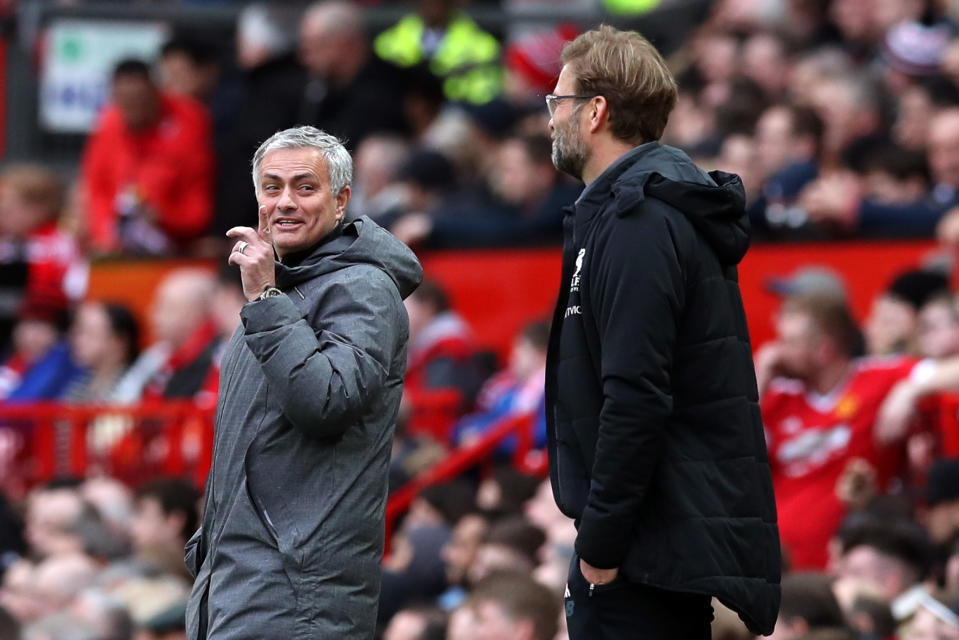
top-left (185, 216), bottom-right (422, 639)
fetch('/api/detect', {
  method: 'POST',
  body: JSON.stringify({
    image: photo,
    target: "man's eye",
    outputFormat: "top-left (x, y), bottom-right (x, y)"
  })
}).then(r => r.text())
top-left (299, 185), bottom-right (315, 192)
top-left (263, 185), bottom-right (279, 192)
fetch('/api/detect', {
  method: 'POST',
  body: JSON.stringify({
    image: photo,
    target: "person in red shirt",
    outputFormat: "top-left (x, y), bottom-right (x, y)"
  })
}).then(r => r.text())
top-left (0, 164), bottom-right (86, 353)
top-left (82, 58), bottom-right (214, 254)
top-left (403, 279), bottom-right (482, 408)
top-left (755, 292), bottom-right (922, 570)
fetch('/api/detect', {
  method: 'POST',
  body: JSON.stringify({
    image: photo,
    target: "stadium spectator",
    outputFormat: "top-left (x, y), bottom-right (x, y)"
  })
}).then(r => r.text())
top-left (742, 30), bottom-right (791, 98)
top-left (382, 604), bottom-right (446, 640)
top-left (0, 296), bottom-right (81, 403)
top-left (406, 481), bottom-right (478, 533)
top-left (466, 516), bottom-right (545, 585)
top-left (69, 589), bottom-right (134, 640)
top-left (845, 592), bottom-right (897, 640)
top-left (474, 466), bottom-right (540, 517)
top-left (351, 135), bottom-right (412, 221)
top-left (157, 35), bottom-right (221, 105)
top-left (756, 292), bottom-right (920, 568)
top-left (22, 480), bottom-right (124, 565)
top-left (771, 573), bottom-right (847, 640)
top-left (892, 76), bottom-right (959, 151)
top-left (916, 292), bottom-right (959, 360)
top-left (380, 524), bottom-right (452, 626)
top-left (864, 269), bottom-right (949, 357)
top-left (522, 479), bottom-right (576, 594)
top-left (130, 479), bottom-right (199, 580)
top-left (63, 301), bottom-right (140, 404)
top-left (135, 269), bottom-right (220, 402)
top-left (835, 518), bottom-right (931, 600)
top-left (804, 107), bottom-right (959, 237)
top-left (857, 145), bottom-right (931, 206)
top-left (211, 3), bottom-right (303, 236)
top-left (754, 104), bottom-right (822, 199)
top-left (80, 477), bottom-right (134, 548)
top-left (438, 511), bottom-right (489, 609)
top-left (374, 0), bottom-right (503, 105)
top-left (396, 134), bottom-right (579, 248)
top-left (452, 319), bottom-right (548, 452)
top-left (922, 459), bottom-right (959, 549)
top-left (22, 483), bottom-right (84, 560)
top-left (297, 1), bottom-right (408, 148)
top-left (449, 571), bottom-right (559, 640)
top-left (0, 164), bottom-right (85, 354)
top-left (387, 150), bottom-right (464, 242)
top-left (7, 552), bottom-right (98, 626)
top-left (82, 59), bottom-right (214, 255)
top-left (403, 279), bottom-right (482, 416)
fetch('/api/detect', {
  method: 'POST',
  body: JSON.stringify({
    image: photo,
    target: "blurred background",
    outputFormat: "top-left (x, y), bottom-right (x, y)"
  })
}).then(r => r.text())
top-left (3, 0), bottom-right (959, 639)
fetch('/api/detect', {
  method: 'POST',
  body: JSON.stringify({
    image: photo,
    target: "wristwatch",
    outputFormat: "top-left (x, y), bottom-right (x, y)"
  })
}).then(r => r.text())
top-left (258, 287), bottom-right (283, 301)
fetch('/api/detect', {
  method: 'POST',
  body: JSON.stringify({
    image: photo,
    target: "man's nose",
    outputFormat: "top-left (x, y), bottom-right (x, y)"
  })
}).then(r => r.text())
top-left (278, 187), bottom-right (297, 210)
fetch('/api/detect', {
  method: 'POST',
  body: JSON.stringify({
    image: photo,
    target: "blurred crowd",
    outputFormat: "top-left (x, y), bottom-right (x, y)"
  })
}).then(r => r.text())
top-left (748, 264), bottom-right (959, 640)
top-left (32, 0), bottom-right (959, 256)
top-left (5, 0), bottom-right (959, 638)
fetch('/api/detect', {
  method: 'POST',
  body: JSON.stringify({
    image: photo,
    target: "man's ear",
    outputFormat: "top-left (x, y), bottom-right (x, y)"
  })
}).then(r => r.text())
top-left (587, 95), bottom-right (609, 135)
top-left (336, 186), bottom-right (352, 220)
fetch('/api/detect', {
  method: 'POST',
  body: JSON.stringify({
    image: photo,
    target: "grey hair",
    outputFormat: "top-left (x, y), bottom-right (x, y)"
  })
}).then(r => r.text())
top-left (237, 3), bottom-right (297, 57)
top-left (251, 126), bottom-right (353, 197)
top-left (303, 1), bottom-right (365, 36)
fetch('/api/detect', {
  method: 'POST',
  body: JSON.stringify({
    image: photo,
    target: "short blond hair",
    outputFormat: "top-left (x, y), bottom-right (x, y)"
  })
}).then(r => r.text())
top-left (561, 25), bottom-right (678, 144)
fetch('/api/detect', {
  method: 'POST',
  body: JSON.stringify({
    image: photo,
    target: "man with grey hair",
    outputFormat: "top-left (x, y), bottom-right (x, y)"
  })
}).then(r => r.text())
top-left (297, 0), bottom-right (407, 147)
top-left (212, 3), bottom-right (303, 236)
top-left (185, 125), bottom-right (423, 639)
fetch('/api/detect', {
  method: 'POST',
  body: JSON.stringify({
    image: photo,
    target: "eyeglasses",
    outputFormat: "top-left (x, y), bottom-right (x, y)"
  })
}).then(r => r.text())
top-left (545, 94), bottom-right (594, 117)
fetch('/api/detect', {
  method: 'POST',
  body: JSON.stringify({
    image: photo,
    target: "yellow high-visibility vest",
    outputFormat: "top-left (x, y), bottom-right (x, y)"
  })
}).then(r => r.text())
top-left (374, 12), bottom-right (504, 104)
top-left (602, 0), bottom-right (660, 15)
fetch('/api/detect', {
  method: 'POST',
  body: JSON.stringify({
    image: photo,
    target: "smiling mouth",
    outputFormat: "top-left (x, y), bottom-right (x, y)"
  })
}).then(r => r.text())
top-left (273, 219), bottom-right (303, 228)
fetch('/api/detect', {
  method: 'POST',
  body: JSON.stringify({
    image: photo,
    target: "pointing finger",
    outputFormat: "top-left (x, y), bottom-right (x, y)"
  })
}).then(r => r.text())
top-left (226, 226), bottom-right (260, 245)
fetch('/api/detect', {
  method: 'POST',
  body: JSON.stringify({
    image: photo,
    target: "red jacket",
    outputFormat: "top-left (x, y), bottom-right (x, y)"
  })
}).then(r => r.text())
top-left (82, 92), bottom-right (214, 251)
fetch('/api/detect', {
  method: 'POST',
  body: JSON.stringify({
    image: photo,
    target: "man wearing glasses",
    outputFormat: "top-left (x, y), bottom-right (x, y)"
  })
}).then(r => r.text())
top-left (544, 26), bottom-right (781, 639)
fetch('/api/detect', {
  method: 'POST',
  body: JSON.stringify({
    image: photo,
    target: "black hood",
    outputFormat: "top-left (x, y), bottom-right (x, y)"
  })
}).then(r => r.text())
top-left (274, 216), bottom-right (423, 298)
top-left (603, 144), bottom-right (751, 265)
top-left (644, 170), bottom-right (750, 265)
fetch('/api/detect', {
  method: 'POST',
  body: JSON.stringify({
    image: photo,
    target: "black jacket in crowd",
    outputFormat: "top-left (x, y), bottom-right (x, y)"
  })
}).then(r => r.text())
top-left (545, 142), bottom-right (781, 635)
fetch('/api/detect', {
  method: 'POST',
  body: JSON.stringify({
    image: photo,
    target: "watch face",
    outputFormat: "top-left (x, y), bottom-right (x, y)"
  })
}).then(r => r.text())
top-left (260, 288), bottom-right (282, 300)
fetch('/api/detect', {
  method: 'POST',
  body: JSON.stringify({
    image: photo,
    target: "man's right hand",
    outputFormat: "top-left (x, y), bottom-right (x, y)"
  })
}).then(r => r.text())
top-left (226, 206), bottom-right (276, 301)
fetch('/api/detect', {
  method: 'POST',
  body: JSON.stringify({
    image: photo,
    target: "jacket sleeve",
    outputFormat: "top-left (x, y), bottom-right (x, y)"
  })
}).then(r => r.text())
top-left (240, 269), bottom-right (402, 439)
top-left (574, 209), bottom-right (686, 570)
top-left (81, 113), bottom-right (119, 252)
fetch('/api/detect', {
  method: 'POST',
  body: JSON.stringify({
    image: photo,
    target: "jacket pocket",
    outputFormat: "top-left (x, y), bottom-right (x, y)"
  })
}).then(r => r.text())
top-left (242, 476), bottom-right (286, 552)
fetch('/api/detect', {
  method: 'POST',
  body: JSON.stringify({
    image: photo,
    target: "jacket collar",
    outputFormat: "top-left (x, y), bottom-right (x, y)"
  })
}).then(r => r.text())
top-left (571, 141), bottom-right (661, 235)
